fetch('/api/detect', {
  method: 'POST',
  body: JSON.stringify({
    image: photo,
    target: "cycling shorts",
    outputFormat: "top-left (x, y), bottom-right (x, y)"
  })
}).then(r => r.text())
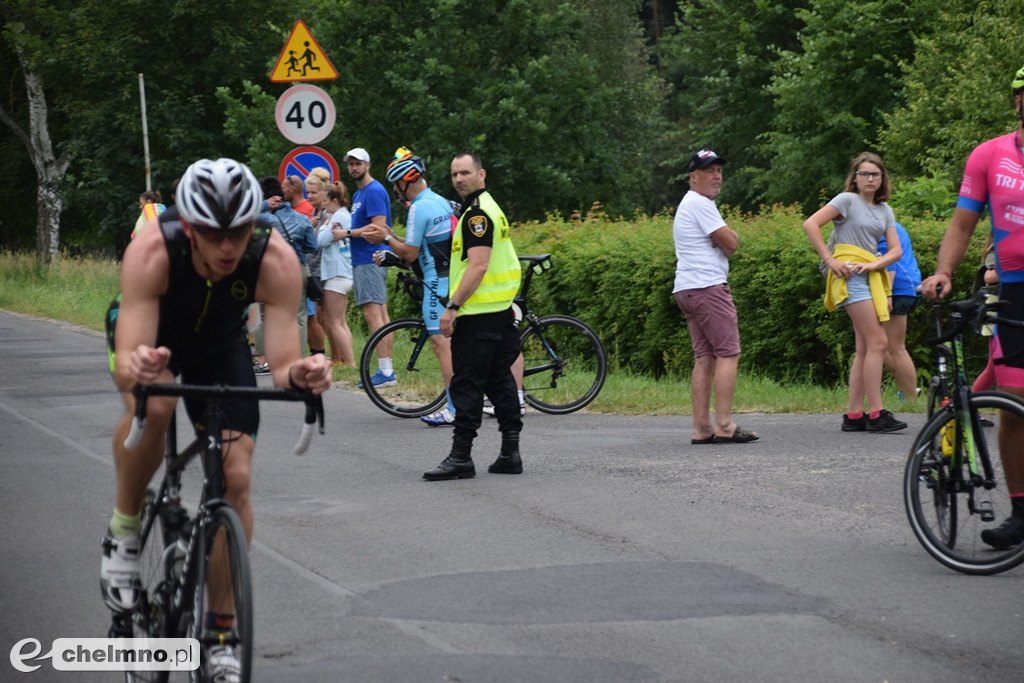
top-left (422, 276), bottom-right (449, 335)
top-left (105, 297), bottom-right (260, 437)
top-left (995, 282), bottom-right (1024, 386)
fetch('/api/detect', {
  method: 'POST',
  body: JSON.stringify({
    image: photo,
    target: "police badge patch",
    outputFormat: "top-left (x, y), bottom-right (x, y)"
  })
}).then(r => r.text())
top-left (468, 214), bottom-right (489, 237)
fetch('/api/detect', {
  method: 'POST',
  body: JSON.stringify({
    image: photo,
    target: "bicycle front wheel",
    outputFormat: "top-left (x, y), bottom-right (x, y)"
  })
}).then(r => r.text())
top-left (124, 489), bottom-right (171, 683)
top-left (192, 505), bottom-right (253, 683)
top-left (904, 392), bottom-right (1024, 575)
top-left (520, 315), bottom-right (607, 414)
top-left (359, 318), bottom-right (446, 418)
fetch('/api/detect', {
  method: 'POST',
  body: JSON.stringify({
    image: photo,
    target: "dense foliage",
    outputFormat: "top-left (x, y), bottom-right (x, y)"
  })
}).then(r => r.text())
top-left (512, 207), bottom-right (989, 387)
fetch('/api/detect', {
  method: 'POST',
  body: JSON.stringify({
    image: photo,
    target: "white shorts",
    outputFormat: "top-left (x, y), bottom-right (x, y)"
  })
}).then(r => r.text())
top-left (324, 276), bottom-right (354, 296)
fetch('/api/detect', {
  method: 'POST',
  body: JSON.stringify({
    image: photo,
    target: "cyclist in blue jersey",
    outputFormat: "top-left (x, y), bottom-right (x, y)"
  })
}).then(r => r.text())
top-left (373, 148), bottom-right (457, 426)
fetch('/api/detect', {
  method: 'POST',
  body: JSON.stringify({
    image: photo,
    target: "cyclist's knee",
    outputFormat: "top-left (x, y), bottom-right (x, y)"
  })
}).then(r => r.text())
top-left (221, 435), bottom-right (254, 501)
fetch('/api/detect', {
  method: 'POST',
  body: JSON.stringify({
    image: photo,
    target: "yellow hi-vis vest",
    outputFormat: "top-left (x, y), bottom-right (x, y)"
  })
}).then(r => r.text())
top-left (450, 191), bottom-right (520, 316)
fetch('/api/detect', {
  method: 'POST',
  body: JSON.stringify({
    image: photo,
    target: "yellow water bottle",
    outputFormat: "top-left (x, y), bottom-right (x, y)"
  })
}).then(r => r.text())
top-left (940, 421), bottom-right (956, 457)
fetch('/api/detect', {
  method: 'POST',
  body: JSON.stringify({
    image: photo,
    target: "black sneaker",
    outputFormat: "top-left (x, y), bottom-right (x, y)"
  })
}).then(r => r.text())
top-left (981, 516), bottom-right (1024, 550)
top-left (842, 414), bottom-right (867, 432)
top-left (866, 409), bottom-right (907, 433)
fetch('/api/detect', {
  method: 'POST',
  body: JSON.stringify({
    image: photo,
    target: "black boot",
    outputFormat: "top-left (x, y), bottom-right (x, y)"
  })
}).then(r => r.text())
top-left (424, 441), bottom-right (475, 481)
top-left (488, 432), bottom-right (523, 474)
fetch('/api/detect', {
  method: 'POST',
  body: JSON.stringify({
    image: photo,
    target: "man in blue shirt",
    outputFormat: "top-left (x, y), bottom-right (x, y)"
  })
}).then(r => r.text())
top-left (344, 148), bottom-right (396, 386)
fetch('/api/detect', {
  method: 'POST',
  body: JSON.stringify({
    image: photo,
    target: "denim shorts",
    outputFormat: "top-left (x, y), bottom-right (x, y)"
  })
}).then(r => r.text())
top-left (838, 272), bottom-right (871, 307)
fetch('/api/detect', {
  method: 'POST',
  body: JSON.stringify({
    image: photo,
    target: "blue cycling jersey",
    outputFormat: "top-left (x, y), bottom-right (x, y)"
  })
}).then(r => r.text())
top-left (404, 187), bottom-right (454, 279)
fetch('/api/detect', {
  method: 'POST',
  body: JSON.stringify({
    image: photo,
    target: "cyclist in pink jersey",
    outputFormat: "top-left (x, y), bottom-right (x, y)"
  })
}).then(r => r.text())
top-left (922, 64), bottom-right (1024, 549)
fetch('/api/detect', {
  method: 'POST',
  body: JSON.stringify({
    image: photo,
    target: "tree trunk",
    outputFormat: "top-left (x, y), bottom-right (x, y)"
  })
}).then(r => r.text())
top-left (0, 26), bottom-right (70, 267)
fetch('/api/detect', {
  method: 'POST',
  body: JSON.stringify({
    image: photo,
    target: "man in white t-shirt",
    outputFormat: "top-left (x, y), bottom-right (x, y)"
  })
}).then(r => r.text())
top-left (672, 149), bottom-right (758, 445)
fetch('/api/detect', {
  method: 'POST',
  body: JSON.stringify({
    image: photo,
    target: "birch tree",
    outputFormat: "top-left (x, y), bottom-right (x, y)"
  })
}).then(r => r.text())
top-left (0, 22), bottom-right (68, 265)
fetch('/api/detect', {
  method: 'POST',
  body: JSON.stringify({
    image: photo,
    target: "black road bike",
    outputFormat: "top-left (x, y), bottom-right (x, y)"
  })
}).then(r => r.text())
top-left (110, 383), bottom-right (324, 682)
top-left (903, 290), bottom-right (1024, 574)
top-left (359, 254), bottom-right (608, 417)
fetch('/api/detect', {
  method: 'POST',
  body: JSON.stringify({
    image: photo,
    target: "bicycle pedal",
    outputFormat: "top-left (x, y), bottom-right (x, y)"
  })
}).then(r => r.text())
top-left (108, 613), bottom-right (133, 638)
top-left (976, 501), bottom-right (996, 523)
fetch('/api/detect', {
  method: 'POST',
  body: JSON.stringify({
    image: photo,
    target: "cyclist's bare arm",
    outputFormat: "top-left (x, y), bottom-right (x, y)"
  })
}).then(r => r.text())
top-left (379, 232), bottom-right (419, 263)
top-left (922, 207), bottom-right (982, 301)
top-left (256, 230), bottom-right (332, 394)
top-left (114, 225), bottom-right (174, 394)
top-left (356, 214), bottom-right (390, 243)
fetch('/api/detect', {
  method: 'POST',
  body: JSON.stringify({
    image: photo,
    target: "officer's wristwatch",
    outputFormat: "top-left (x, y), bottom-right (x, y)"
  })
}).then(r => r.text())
top-left (446, 299), bottom-right (460, 310)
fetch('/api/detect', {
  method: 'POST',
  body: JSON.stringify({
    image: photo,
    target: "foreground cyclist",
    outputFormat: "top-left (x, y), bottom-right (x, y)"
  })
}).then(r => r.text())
top-left (372, 147), bottom-right (457, 427)
top-left (101, 159), bottom-right (331, 680)
top-left (921, 64), bottom-right (1024, 550)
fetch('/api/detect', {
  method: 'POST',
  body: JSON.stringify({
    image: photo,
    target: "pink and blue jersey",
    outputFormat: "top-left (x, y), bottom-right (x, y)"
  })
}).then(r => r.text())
top-left (957, 131), bottom-right (1024, 283)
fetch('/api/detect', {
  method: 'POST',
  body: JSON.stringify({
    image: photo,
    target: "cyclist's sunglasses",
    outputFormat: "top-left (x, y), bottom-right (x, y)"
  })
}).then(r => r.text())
top-left (191, 224), bottom-right (253, 244)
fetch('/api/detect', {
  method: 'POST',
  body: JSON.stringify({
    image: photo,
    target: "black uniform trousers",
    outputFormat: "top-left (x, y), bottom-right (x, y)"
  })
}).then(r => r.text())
top-left (449, 307), bottom-right (523, 443)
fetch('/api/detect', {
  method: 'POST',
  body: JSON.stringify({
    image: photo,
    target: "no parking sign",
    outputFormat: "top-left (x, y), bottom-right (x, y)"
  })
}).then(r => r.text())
top-left (278, 146), bottom-right (340, 185)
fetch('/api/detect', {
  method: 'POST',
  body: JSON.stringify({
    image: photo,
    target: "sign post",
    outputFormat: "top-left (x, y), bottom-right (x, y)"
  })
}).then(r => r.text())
top-left (270, 21), bottom-right (340, 184)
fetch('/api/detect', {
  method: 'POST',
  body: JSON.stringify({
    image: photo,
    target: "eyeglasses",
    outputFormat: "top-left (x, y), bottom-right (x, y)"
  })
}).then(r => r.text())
top-left (192, 224), bottom-right (253, 244)
top-left (855, 171), bottom-right (882, 179)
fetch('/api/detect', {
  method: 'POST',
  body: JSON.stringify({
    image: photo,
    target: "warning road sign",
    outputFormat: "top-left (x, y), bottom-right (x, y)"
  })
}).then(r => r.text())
top-left (269, 20), bottom-right (338, 83)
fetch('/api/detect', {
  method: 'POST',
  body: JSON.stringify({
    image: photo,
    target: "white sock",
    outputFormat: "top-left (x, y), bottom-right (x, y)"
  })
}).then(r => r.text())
top-left (379, 358), bottom-right (393, 374)
top-left (517, 390), bottom-right (524, 405)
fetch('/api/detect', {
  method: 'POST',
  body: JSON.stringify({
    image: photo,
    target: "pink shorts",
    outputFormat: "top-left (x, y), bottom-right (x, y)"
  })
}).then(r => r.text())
top-left (674, 283), bottom-right (741, 357)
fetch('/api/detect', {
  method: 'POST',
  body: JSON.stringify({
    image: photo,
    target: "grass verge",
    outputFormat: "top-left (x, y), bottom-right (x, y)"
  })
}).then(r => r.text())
top-left (0, 251), bottom-right (925, 415)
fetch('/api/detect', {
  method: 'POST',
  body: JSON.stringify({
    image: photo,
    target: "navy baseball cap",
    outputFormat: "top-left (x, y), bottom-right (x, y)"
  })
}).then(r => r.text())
top-left (688, 149), bottom-right (727, 171)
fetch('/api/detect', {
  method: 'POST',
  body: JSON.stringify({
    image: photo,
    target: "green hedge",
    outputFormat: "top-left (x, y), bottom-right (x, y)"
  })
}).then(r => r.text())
top-left (513, 205), bottom-right (989, 387)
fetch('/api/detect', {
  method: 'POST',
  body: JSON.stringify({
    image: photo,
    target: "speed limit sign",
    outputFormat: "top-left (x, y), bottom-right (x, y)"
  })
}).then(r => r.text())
top-left (275, 84), bottom-right (336, 145)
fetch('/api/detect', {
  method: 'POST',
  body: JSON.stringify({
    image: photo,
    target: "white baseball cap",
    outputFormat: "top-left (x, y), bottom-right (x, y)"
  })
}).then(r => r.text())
top-left (344, 148), bottom-right (370, 163)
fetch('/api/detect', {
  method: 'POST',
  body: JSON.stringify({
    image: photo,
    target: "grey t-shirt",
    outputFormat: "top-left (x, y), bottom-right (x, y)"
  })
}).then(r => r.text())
top-left (826, 192), bottom-right (895, 253)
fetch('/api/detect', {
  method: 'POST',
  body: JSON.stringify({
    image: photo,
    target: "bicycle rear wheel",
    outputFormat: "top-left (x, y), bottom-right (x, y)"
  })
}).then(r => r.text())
top-left (520, 314), bottom-right (607, 414)
top-left (192, 505), bottom-right (253, 683)
top-left (359, 318), bottom-right (446, 418)
top-left (904, 392), bottom-right (1024, 575)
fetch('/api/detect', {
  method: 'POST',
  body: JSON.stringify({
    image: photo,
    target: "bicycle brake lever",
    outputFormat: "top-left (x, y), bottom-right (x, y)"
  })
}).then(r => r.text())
top-left (293, 393), bottom-right (325, 456)
top-left (123, 385), bottom-right (148, 451)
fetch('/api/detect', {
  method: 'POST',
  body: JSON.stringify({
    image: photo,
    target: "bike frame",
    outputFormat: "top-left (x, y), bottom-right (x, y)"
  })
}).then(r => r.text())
top-left (123, 383), bottom-right (323, 638)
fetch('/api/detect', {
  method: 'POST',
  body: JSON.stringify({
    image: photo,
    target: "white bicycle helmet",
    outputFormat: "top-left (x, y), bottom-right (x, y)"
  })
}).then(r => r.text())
top-left (176, 158), bottom-right (262, 229)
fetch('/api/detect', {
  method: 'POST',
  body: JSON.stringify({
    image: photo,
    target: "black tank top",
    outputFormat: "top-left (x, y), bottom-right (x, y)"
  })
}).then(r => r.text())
top-left (156, 207), bottom-right (271, 357)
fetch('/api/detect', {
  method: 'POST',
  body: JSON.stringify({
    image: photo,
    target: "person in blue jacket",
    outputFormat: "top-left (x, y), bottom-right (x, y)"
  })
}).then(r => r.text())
top-left (878, 222), bottom-right (922, 401)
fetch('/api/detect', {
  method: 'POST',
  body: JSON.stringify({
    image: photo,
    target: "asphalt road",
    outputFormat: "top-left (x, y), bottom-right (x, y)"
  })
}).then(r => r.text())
top-left (1, 309), bottom-right (1022, 683)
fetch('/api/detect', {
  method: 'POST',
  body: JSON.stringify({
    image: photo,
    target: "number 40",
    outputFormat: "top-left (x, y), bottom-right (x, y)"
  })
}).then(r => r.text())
top-left (286, 101), bottom-right (328, 129)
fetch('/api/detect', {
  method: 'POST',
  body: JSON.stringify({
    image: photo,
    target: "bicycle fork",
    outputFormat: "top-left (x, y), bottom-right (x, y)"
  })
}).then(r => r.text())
top-left (950, 387), bottom-right (997, 524)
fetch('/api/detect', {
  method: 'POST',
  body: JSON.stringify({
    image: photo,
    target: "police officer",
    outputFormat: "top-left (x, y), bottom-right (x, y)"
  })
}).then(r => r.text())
top-left (424, 153), bottom-right (523, 480)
